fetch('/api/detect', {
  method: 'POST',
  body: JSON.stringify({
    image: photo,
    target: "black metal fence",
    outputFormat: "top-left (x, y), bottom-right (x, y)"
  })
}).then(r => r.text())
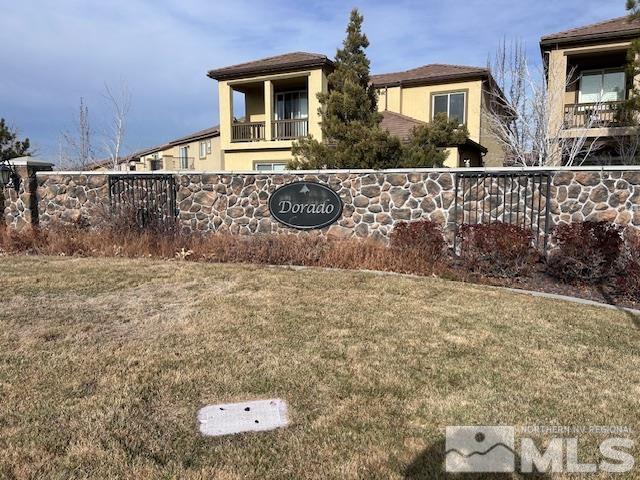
top-left (108, 174), bottom-right (177, 228)
top-left (453, 171), bottom-right (552, 251)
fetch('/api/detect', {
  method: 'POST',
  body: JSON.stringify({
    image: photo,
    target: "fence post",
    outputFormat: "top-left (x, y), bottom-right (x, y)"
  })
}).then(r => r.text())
top-left (453, 173), bottom-right (459, 252)
top-left (543, 174), bottom-right (552, 252)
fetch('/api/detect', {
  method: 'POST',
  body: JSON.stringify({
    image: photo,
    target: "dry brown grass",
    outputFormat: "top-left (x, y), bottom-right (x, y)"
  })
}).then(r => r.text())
top-left (0, 226), bottom-right (447, 277)
top-left (0, 256), bottom-right (639, 479)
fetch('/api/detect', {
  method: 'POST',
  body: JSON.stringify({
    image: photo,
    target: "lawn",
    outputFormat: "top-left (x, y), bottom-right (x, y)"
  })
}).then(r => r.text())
top-left (0, 256), bottom-right (638, 479)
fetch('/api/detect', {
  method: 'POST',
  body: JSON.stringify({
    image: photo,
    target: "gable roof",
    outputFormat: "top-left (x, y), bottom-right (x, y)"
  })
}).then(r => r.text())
top-left (167, 125), bottom-right (220, 146)
top-left (207, 52), bottom-right (333, 81)
top-left (540, 15), bottom-right (640, 47)
top-left (371, 64), bottom-right (490, 88)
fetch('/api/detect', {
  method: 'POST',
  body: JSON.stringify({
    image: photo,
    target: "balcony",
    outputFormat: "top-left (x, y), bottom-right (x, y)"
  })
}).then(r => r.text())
top-left (153, 156), bottom-right (195, 170)
top-left (563, 101), bottom-right (629, 128)
top-left (231, 121), bottom-right (265, 142)
top-left (231, 119), bottom-right (309, 142)
top-left (272, 118), bottom-right (308, 140)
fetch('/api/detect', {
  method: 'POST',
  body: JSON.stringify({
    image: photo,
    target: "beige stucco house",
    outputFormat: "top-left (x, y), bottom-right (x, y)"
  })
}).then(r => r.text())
top-left (92, 125), bottom-right (222, 172)
top-left (207, 52), bottom-right (331, 171)
top-left (542, 15), bottom-right (640, 164)
top-left (371, 64), bottom-right (504, 166)
top-left (207, 52), bottom-right (504, 170)
top-left (94, 16), bottom-right (640, 172)
top-left (133, 126), bottom-right (222, 172)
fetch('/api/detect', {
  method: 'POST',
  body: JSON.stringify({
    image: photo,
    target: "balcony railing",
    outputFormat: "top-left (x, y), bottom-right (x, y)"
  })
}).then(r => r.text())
top-left (272, 118), bottom-right (308, 140)
top-left (231, 121), bottom-right (265, 142)
top-left (563, 101), bottom-right (629, 128)
top-left (156, 156), bottom-right (195, 170)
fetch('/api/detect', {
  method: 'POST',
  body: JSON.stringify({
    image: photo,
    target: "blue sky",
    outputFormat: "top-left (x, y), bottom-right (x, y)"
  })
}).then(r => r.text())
top-left (0, 0), bottom-right (626, 161)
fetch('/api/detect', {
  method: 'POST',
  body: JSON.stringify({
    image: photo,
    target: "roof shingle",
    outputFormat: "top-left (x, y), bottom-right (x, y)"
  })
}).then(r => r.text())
top-left (540, 15), bottom-right (640, 46)
top-left (371, 64), bottom-right (490, 88)
top-left (380, 111), bottom-right (424, 141)
top-left (207, 52), bottom-right (333, 80)
top-left (379, 111), bottom-right (487, 152)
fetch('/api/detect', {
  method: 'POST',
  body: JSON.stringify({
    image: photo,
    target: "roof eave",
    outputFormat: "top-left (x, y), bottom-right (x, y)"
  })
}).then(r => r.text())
top-left (460, 138), bottom-right (488, 153)
top-left (371, 71), bottom-right (490, 89)
top-left (168, 131), bottom-right (220, 146)
top-left (540, 30), bottom-right (640, 49)
top-left (207, 59), bottom-right (334, 81)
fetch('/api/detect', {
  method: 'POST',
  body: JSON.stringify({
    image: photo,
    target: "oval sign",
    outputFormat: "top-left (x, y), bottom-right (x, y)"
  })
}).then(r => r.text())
top-left (268, 181), bottom-right (343, 230)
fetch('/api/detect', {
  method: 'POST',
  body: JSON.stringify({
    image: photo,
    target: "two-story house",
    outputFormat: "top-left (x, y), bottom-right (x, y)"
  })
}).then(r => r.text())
top-left (207, 52), bottom-right (332, 171)
top-left (371, 64), bottom-right (504, 166)
top-left (207, 52), bottom-right (505, 170)
top-left (542, 15), bottom-right (640, 164)
top-left (92, 125), bottom-right (222, 172)
top-left (133, 126), bottom-right (222, 171)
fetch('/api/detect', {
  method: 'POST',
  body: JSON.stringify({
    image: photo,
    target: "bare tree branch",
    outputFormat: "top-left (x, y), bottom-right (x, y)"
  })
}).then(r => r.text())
top-left (102, 80), bottom-right (132, 170)
top-left (61, 97), bottom-right (94, 169)
top-left (484, 39), bottom-right (602, 167)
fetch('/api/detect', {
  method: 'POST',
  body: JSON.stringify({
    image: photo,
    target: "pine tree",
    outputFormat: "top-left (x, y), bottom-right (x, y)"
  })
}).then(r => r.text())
top-left (290, 9), bottom-right (403, 169)
top-left (0, 118), bottom-right (30, 162)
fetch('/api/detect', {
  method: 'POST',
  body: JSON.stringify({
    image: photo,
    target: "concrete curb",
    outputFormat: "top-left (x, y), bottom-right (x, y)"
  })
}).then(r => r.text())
top-left (500, 287), bottom-right (640, 316)
top-left (272, 264), bottom-right (640, 316)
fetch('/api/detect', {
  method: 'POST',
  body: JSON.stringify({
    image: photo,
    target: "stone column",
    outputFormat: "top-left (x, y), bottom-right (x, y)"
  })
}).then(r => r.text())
top-left (2, 158), bottom-right (54, 230)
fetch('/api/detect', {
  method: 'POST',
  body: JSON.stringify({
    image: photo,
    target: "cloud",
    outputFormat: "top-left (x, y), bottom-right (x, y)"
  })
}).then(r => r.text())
top-left (0, 0), bottom-right (625, 160)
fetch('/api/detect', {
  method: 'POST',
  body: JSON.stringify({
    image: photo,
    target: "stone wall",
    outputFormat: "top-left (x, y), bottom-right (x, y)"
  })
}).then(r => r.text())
top-left (36, 174), bottom-right (109, 228)
top-left (550, 170), bottom-right (640, 227)
top-left (5, 167), bottom-right (640, 241)
top-left (176, 171), bottom-right (455, 241)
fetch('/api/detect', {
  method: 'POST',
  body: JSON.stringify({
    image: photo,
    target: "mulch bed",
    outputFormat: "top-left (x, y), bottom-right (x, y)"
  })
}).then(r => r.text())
top-left (463, 262), bottom-right (640, 311)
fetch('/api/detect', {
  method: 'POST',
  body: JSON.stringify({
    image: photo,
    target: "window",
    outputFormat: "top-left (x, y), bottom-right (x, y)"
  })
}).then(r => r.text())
top-left (579, 70), bottom-right (626, 103)
top-left (432, 91), bottom-right (466, 124)
top-left (206, 139), bottom-right (212, 154)
top-left (255, 162), bottom-right (287, 172)
top-left (199, 141), bottom-right (207, 159)
top-left (274, 90), bottom-right (308, 120)
top-left (150, 159), bottom-right (162, 171)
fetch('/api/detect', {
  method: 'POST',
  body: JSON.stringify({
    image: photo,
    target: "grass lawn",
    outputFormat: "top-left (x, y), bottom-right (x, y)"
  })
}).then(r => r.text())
top-left (1, 256), bottom-right (639, 479)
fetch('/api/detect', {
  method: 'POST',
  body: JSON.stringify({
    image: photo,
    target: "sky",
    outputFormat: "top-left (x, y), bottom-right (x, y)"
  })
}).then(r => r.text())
top-left (0, 0), bottom-right (627, 162)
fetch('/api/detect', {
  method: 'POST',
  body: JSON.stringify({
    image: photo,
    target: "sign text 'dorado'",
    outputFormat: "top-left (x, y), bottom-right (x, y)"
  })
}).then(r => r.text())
top-left (268, 181), bottom-right (343, 230)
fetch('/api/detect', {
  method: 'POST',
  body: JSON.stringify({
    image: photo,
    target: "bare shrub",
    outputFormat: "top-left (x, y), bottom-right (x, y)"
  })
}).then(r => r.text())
top-left (458, 223), bottom-right (538, 278)
top-left (389, 220), bottom-right (447, 262)
top-left (547, 221), bottom-right (624, 284)
top-left (616, 230), bottom-right (640, 301)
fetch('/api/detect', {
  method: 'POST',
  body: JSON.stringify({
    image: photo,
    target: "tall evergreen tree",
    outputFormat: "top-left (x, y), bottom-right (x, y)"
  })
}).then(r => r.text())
top-left (0, 118), bottom-right (30, 162)
top-left (290, 9), bottom-right (403, 169)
